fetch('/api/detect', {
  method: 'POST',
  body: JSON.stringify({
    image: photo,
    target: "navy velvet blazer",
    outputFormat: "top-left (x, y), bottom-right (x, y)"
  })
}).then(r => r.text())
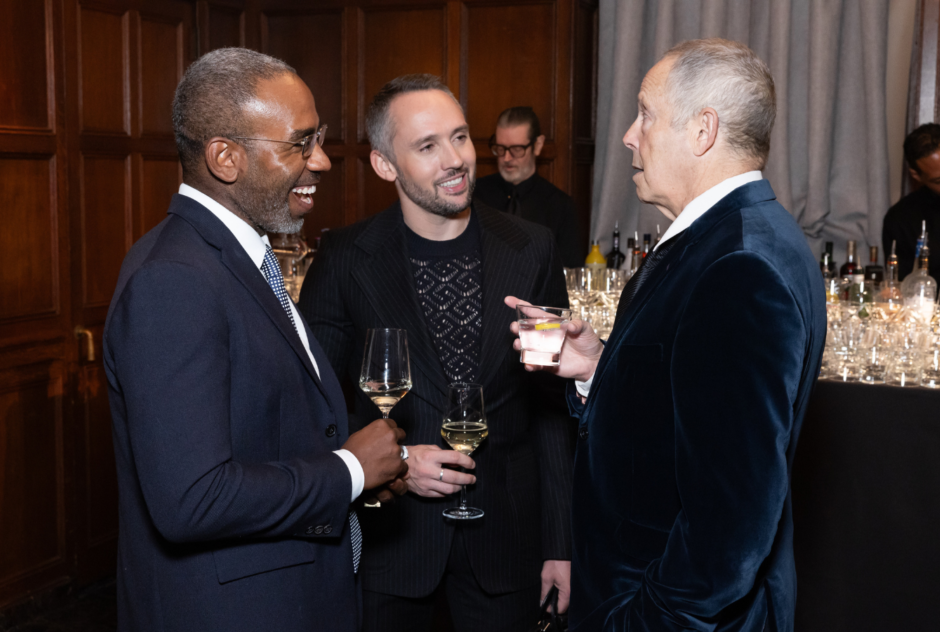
top-left (103, 194), bottom-right (359, 632)
top-left (567, 181), bottom-right (826, 631)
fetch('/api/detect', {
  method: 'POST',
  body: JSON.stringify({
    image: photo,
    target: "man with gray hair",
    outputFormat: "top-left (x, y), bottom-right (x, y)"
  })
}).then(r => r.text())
top-left (104, 47), bottom-right (408, 632)
top-left (506, 38), bottom-right (825, 631)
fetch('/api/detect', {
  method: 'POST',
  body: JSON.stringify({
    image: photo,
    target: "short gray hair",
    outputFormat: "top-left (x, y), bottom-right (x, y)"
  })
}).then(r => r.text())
top-left (664, 38), bottom-right (775, 167)
top-left (172, 48), bottom-right (296, 175)
top-left (366, 74), bottom-right (458, 159)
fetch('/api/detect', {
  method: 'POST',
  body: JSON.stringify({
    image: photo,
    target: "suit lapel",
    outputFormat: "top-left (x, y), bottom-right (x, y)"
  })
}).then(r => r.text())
top-left (477, 205), bottom-right (536, 388)
top-left (589, 179), bottom-right (779, 401)
top-left (351, 204), bottom-right (450, 403)
top-left (169, 195), bottom-right (325, 393)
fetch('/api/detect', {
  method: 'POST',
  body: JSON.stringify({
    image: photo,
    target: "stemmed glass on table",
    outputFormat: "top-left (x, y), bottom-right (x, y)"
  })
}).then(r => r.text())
top-left (359, 328), bottom-right (412, 417)
top-left (441, 383), bottom-right (488, 520)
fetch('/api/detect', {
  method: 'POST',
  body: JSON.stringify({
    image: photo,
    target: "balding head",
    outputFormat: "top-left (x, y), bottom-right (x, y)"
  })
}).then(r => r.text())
top-left (172, 48), bottom-right (296, 175)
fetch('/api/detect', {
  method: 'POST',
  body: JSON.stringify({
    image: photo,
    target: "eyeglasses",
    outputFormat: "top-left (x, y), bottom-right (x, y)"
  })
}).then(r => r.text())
top-left (232, 124), bottom-right (328, 158)
top-left (489, 137), bottom-right (534, 158)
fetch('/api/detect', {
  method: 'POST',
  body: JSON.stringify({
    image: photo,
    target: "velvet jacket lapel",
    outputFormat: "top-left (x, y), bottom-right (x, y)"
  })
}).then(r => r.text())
top-left (590, 180), bottom-right (779, 401)
top-left (168, 194), bottom-right (328, 397)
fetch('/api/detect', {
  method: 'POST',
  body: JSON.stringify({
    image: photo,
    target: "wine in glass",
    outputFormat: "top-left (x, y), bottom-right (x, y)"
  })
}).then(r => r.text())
top-left (441, 383), bottom-right (487, 520)
top-left (359, 328), bottom-right (412, 418)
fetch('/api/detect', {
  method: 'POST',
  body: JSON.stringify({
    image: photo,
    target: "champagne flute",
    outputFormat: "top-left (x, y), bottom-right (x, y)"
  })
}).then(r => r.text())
top-left (441, 383), bottom-right (487, 520)
top-left (359, 328), bottom-right (412, 418)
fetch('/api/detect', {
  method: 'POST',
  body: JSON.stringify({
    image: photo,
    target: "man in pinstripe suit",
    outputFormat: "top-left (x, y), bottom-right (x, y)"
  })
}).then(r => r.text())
top-left (298, 74), bottom-right (575, 632)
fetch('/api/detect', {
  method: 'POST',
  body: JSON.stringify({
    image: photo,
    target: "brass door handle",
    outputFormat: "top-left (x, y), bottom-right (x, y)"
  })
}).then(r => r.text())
top-left (75, 326), bottom-right (96, 363)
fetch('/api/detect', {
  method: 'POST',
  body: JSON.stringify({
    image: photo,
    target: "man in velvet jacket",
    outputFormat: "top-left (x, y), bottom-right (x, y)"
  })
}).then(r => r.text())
top-left (298, 75), bottom-right (575, 631)
top-left (508, 39), bottom-right (826, 631)
top-left (103, 49), bottom-right (407, 632)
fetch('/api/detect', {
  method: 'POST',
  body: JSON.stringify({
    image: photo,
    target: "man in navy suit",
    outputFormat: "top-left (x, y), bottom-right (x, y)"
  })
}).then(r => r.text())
top-left (508, 39), bottom-right (826, 631)
top-left (103, 48), bottom-right (407, 632)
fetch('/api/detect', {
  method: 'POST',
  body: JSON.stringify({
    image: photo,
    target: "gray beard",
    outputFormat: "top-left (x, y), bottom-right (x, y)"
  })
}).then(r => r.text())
top-left (398, 171), bottom-right (475, 218)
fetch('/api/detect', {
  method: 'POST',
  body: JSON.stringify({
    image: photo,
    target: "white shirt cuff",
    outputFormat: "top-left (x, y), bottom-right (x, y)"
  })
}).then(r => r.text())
top-left (333, 449), bottom-right (365, 502)
top-left (575, 372), bottom-right (595, 398)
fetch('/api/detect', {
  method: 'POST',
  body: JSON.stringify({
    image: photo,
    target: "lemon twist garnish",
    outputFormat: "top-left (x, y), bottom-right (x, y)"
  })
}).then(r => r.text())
top-left (534, 323), bottom-right (562, 330)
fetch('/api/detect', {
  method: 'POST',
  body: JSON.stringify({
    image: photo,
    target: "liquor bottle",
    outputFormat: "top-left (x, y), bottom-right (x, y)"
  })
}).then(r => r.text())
top-left (654, 224), bottom-right (662, 247)
top-left (839, 240), bottom-right (858, 280)
top-left (585, 240), bottom-right (607, 288)
top-left (879, 239), bottom-right (903, 308)
top-left (886, 240), bottom-right (899, 283)
top-left (642, 234), bottom-right (651, 259)
top-left (901, 234), bottom-right (938, 321)
top-left (864, 246), bottom-right (884, 283)
top-left (914, 220), bottom-right (927, 262)
top-left (629, 232), bottom-right (642, 276)
top-left (606, 222), bottom-right (626, 269)
top-left (821, 241), bottom-right (837, 275)
top-left (821, 254), bottom-right (839, 303)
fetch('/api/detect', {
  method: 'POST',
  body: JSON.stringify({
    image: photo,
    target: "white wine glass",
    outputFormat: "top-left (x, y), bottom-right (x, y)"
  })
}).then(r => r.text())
top-left (359, 328), bottom-right (412, 418)
top-left (441, 383), bottom-right (487, 520)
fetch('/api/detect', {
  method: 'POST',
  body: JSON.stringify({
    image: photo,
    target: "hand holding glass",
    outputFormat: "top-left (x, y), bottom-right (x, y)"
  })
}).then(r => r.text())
top-left (359, 328), bottom-right (412, 418)
top-left (441, 383), bottom-right (487, 520)
top-left (515, 305), bottom-right (572, 366)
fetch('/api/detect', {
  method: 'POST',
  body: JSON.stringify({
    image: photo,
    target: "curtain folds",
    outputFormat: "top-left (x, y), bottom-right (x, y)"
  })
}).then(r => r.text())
top-left (592, 0), bottom-right (893, 266)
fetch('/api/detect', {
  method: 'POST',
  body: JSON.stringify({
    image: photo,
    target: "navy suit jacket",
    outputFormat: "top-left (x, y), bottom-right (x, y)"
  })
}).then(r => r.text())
top-left (103, 194), bottom-right (359, 632)
top-left (568, 181), bottom-right (826, 631)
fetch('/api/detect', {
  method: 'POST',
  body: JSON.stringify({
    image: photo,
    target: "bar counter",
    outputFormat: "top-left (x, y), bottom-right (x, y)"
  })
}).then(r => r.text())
top-left (793, 379), bottom-right (940, 630)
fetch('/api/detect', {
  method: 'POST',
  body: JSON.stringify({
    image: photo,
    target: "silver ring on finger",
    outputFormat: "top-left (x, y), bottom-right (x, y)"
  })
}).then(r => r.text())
top-left (439, 469), bottom-right (445, 482)
top-left (400, 445), bottom-right (409, 461)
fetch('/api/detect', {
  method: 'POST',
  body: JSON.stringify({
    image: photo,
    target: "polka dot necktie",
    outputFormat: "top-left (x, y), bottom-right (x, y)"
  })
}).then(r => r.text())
top-left (261, 245), bottom-right (362, 573)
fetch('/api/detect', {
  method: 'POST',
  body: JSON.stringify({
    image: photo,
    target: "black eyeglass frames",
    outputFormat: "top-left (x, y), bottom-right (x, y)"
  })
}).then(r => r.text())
top-left (232, 124), bottom-right (328, 158)
top-left (489, 137), bottom-right (534, 158)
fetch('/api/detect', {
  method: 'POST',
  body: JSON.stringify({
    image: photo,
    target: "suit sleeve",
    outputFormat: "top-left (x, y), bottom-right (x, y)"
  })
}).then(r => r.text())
top-left (530, 237), bottom-right (577, 561)
top-left (605, 252), bottom-right (806, 630)
top-left (106, 261), bottom-right (352, 544)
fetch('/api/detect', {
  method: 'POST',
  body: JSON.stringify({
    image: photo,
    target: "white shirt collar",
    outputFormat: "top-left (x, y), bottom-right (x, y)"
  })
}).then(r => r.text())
top-left (178, 183), bottom-right (271, 268)
top-left (653, 171), bottom-right (763, 251)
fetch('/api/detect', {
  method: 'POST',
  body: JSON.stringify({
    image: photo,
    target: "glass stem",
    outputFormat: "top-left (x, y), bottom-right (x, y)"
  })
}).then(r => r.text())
top-left (459, 484), bottom-right (468, 510)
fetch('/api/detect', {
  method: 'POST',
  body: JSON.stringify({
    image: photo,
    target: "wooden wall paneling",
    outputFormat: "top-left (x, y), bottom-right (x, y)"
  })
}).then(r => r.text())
top-left (138, 156), bottom-right (181, 236)
top-left (138, 13), bottom-right (185, 137)
top-left (344, 7), bottom-right (361, 227)
top-left (79, 154), bottom-right (131, 310)
top-left (570, 0), bottom-right (597, 239)
top-left (0, 362), bottom-right (67, 603)
top-left (0, 157), bottom-right (59, 323)
top-left (197, 1), bottom-right (245, 53)
top-left (264, 9), bottom-right (345, 142)
top-left (0, 0), bottom-right (53, 131)
top-left (464, 2), bottom-right (556, 142)
top-left (78, 5), bottom-right (129, 135)
top-left (357, 5), bottom-right (448, 219)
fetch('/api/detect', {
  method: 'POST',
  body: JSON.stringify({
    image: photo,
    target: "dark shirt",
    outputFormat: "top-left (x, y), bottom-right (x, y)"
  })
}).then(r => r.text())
top-left (406, 211), bottom-right (483, 383)
top-left (474, 172), bottom-right (585, 267)
top-left (882, 186), bottom-right (940, 281)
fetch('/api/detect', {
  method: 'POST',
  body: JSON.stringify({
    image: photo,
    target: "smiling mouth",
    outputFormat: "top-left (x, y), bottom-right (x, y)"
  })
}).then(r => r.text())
top-left (291, 184), bottom-right (317, 209)
top-left (437, 173), bottom-right (468, 193)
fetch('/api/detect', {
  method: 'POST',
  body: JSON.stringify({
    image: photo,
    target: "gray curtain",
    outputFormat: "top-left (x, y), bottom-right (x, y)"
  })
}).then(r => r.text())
top-left (592, 0), bottom-right (892, 268)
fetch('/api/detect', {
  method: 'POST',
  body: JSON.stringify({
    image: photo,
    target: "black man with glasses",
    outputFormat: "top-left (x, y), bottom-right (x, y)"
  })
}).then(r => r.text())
top-left (473, 106), bottom-right (585, 267)
top-left (103, 48), bottom-right (409, 632)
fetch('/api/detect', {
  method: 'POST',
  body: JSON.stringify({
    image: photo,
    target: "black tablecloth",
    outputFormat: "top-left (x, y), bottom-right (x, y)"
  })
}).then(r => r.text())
top-left (793, 380), bottom-right (940, 631)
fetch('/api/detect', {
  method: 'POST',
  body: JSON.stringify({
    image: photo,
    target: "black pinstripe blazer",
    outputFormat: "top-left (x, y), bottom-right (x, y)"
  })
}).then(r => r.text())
top-left (297, 200), bottom-right (575, 598)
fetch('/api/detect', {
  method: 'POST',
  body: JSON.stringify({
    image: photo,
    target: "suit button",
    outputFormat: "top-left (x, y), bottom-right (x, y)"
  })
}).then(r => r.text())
top-left (314, 526), bottom-right (324, 535)
top-left (324, 526), bottom-right (332, 534)
top-left (578, 426), bottom-right (589, 440)
top-left (305, 526), bottom-right (315, 535)
top-left (325, 424), bottom-right (336, 438)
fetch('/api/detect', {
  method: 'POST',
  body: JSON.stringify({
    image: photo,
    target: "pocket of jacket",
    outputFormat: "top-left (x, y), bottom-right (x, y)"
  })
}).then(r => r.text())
top-left (213, 539), bottom-right (316, 584)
